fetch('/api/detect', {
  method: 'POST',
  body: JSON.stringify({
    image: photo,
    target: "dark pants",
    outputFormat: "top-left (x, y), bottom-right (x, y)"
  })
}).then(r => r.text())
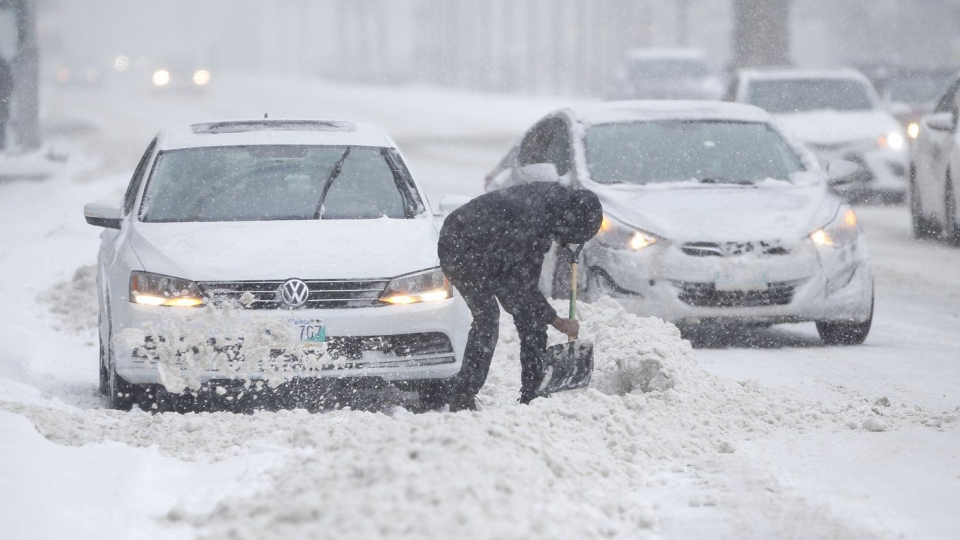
top-left (441, 263), bottom-right (548, 402)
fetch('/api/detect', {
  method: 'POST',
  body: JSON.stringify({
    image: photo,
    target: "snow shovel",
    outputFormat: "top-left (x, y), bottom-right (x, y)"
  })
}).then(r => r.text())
top-left (536, 244), bottom-right (593, 397)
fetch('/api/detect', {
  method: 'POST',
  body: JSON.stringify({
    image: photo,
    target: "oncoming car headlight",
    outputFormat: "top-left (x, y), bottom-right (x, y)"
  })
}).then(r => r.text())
top-left (596, 214), bottom-right (660, 252)
top-left (879, 130), bottom-right (905, 150)
top-left (380, 268), bottom-right (452, 305)
top-left (130, 271), bottom-right (205, 307)
top-left (810, 206), bottom-right (859, 248)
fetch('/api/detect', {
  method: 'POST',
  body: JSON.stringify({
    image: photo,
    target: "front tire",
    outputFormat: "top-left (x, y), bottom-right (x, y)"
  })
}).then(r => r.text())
top-left (942, 175), bottom-right (960, 246)
top-left (816, 295), bottom-right (873, 346)
top-left (106, 324), bottom-right (136, 410)
top-left (910, 168), bottom-right (936, 239)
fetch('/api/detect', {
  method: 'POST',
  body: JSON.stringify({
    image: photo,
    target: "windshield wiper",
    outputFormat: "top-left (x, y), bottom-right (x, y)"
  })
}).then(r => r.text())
top-left (313, 147), bottom-right (352, 219)
top-left (698, 177), bottom-right (754, 185)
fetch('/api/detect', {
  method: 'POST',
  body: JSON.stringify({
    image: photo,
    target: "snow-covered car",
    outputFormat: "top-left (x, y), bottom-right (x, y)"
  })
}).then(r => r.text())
top-left (612, 49), bottom-right (723, 101)
top-left (485, 101), bottom-right (874, 345)
top-left (84, 119), bottom-right (470, 409)
top-left (873, 67), bottom-right (955, 142)
top-left (910, 72), bottom-right (960, 243)
top-left (728, 69), bottom-right (909, 204)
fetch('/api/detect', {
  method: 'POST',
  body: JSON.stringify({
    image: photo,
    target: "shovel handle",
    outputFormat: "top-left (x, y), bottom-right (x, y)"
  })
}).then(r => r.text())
top-left (567, 244), bottom-right (584, 343)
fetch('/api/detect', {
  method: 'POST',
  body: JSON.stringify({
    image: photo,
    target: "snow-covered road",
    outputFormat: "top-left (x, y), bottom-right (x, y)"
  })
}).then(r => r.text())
top-left (1, 76), bottom-right (957, 540)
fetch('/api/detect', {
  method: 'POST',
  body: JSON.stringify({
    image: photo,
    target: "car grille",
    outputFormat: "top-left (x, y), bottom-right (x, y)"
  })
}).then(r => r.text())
top-left (672, 280), bottom-right (803, 308)
top-left (680, 241), bottom-right (791, 257)
top-left (131, 332), bottom-right (455, 370)
top-left (199, 279), bottom-right (390, 309)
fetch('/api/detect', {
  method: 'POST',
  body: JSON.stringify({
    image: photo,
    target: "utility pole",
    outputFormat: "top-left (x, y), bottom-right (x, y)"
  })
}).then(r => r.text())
top-left (2, 0), bottom-right (39, 150)
top-left (732, 0), bottom-right (792, 68)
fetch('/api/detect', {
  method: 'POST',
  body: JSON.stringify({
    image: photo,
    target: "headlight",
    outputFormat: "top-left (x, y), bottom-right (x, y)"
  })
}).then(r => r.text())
top-left (380, 268), bottom-right (452, 305)
top-left (596, 214), bottom-right (659, 252)
top-left (130, 271), bottom-right (205, 307)
top-left (907, 122), bottom-right (920, 139)
top-left (152, 69), bottom-right (170, 86)
top-left (810, 206), bottom-right (859, 248)
top-left (879, 131), bottom-right (905, 150)
top-left (192, 69), bottom-right (211, 86)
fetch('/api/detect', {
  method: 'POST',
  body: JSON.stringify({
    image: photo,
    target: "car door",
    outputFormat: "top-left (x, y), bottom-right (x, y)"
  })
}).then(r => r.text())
top-left (915, 78), bottom-right (959, 218)
top-left (100, 139), bottom-right (156, 315)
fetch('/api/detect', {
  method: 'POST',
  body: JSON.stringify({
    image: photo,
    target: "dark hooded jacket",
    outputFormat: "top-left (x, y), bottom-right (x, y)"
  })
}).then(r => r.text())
top-left (437, 181), bottom-right (603, 328)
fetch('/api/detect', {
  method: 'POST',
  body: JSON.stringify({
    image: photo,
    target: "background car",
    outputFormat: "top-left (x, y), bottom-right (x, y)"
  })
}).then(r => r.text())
top-left (611, 48), bottom-right (723, 101)
top-left (83, 119), bottom-right (471, 410)
top-left (485, 101), bottom-right (874, 345)
top-left (910, 73), bottom-right (960, 243)
top-left (149, 57), bottom-right (212, 93)
top-left (728, 68), bottom-right (909, 204)
top-left (862, 65), bottom-right (955, 142)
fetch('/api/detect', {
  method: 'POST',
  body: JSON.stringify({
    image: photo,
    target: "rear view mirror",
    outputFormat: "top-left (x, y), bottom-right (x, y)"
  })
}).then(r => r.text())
top-left (84, 199), bottom-right (122, 229)
top-left (518, 163), bottom-right (560, 184)
top-left (824, 159), bottom-right (862, 186)
top-left (926, 112), bottom-right (956, 132)
top-left (434, 194), bottom-right (472, 217)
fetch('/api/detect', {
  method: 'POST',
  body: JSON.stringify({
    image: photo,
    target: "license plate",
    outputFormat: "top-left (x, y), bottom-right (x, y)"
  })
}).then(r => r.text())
top-left (714, 268), bottom-right (767, 291)
top-left (289, 318), bottom-right (325, 343)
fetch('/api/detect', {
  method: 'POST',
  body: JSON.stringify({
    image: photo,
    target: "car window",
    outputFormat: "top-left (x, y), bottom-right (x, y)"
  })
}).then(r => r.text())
top-left (123, 139), bottom-right (157, 216)
top-left (519, 117), bottom-right (570, 176)
top-left (584, 120), bottom-right (805, 185)
top-left (139, 145), bottom-right (424, 222)
top-left (746, 78), bottom-right (875, 113)
top-left (933, 78), bottom-right (960, 113)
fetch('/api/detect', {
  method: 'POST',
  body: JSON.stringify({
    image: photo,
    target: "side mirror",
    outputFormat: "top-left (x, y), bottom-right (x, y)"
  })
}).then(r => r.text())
top-left (84, 199), bottom-right (122, 229)
top-left (433, 194), bottom-right (472, 217)
top-left (518, 163), bottom-right (560, 184)
top-left (926, 112), bottom-right (956, 132)
top-left (824, 159), bottom-right (862, 186)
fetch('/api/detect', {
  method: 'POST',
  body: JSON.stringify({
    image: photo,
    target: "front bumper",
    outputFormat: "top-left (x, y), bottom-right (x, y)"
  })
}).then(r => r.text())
top-left (583, 237), bottom-right (873, 325)
top-left (110, 296), bottom-right (470, 387)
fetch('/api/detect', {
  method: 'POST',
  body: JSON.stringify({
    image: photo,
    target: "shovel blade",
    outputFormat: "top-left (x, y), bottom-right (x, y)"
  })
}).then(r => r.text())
top-left (537, 339), bottom-right (594, 396)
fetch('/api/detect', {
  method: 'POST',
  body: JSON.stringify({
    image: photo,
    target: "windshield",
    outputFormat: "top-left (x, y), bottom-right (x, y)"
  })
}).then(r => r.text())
top-left (746, 78), bottom-right (875, 113)
top-left (629, 58), bottom-right (707, 80)
top-left (139, 145), bottom-right (424, 222)
top-left (584, 120), bottom-right (805, 185)
top-left (885, 74), bottom-right (952, 104)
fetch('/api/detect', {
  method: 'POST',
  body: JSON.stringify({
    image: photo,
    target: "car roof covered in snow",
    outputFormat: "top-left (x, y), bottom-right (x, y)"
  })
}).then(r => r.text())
top-left (154, 119), bottom-right (395, 150)
top-left (563, 100), bottom-right (775, 127)
top-left (737, 68), bottom-right (871, 83)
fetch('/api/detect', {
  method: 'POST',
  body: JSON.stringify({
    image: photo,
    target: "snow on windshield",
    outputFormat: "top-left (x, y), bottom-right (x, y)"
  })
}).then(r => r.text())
top-left (140, 145), bottom-right (423, 222)
top-left (747, 78), bottom-right (875, 113)
top-left (584, 121), bottom-right (805, 185)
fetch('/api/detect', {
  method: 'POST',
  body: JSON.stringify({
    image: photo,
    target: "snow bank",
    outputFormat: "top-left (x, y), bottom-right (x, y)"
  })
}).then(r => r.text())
top-left (3, 295), bottom-right (955, 539)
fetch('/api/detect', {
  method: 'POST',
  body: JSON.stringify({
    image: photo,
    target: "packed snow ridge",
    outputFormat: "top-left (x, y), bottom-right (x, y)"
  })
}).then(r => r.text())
top-left (8, 274), bottom-right (955, 539)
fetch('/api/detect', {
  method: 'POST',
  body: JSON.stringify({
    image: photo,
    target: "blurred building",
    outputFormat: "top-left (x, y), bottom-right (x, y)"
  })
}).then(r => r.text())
top-left (38, 0), bottom-right (960, 98)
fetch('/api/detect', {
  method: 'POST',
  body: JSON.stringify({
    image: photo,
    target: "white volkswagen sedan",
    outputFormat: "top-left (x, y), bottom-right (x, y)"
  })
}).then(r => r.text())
top-left (84, 119), bottom-right (470, 410)
top-left (486, 101), bottom-right (874, 345)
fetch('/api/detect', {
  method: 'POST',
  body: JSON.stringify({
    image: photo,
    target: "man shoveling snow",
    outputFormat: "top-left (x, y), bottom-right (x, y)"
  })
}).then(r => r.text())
top-left (435, 181), bottom-right (603, 411)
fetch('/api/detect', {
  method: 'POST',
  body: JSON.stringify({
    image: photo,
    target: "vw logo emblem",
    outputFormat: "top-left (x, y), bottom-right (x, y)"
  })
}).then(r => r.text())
top-left (279, 279), bottom-right (310, 308)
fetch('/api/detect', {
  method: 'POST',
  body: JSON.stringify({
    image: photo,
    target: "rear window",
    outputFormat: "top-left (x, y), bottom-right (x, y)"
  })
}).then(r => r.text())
top-left (746, 78), bottom-right (875, 113)
top-left (139, 145), bottom-right (424, 222)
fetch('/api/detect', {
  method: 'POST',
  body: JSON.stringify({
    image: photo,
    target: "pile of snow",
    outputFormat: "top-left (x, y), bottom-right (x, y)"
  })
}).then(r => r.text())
top-left (3, 295), bottom-right (955, 539)
top-left (38, 265), bottom-right (99, 334)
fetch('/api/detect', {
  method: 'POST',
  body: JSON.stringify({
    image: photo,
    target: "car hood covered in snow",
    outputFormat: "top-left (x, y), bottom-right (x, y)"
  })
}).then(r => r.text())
top-left (773, 110), bottom-right (902, 146)
top-left (593, 180), bottom-right (839, 243)
top-left (127, 217), bottom-right (440, 281)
